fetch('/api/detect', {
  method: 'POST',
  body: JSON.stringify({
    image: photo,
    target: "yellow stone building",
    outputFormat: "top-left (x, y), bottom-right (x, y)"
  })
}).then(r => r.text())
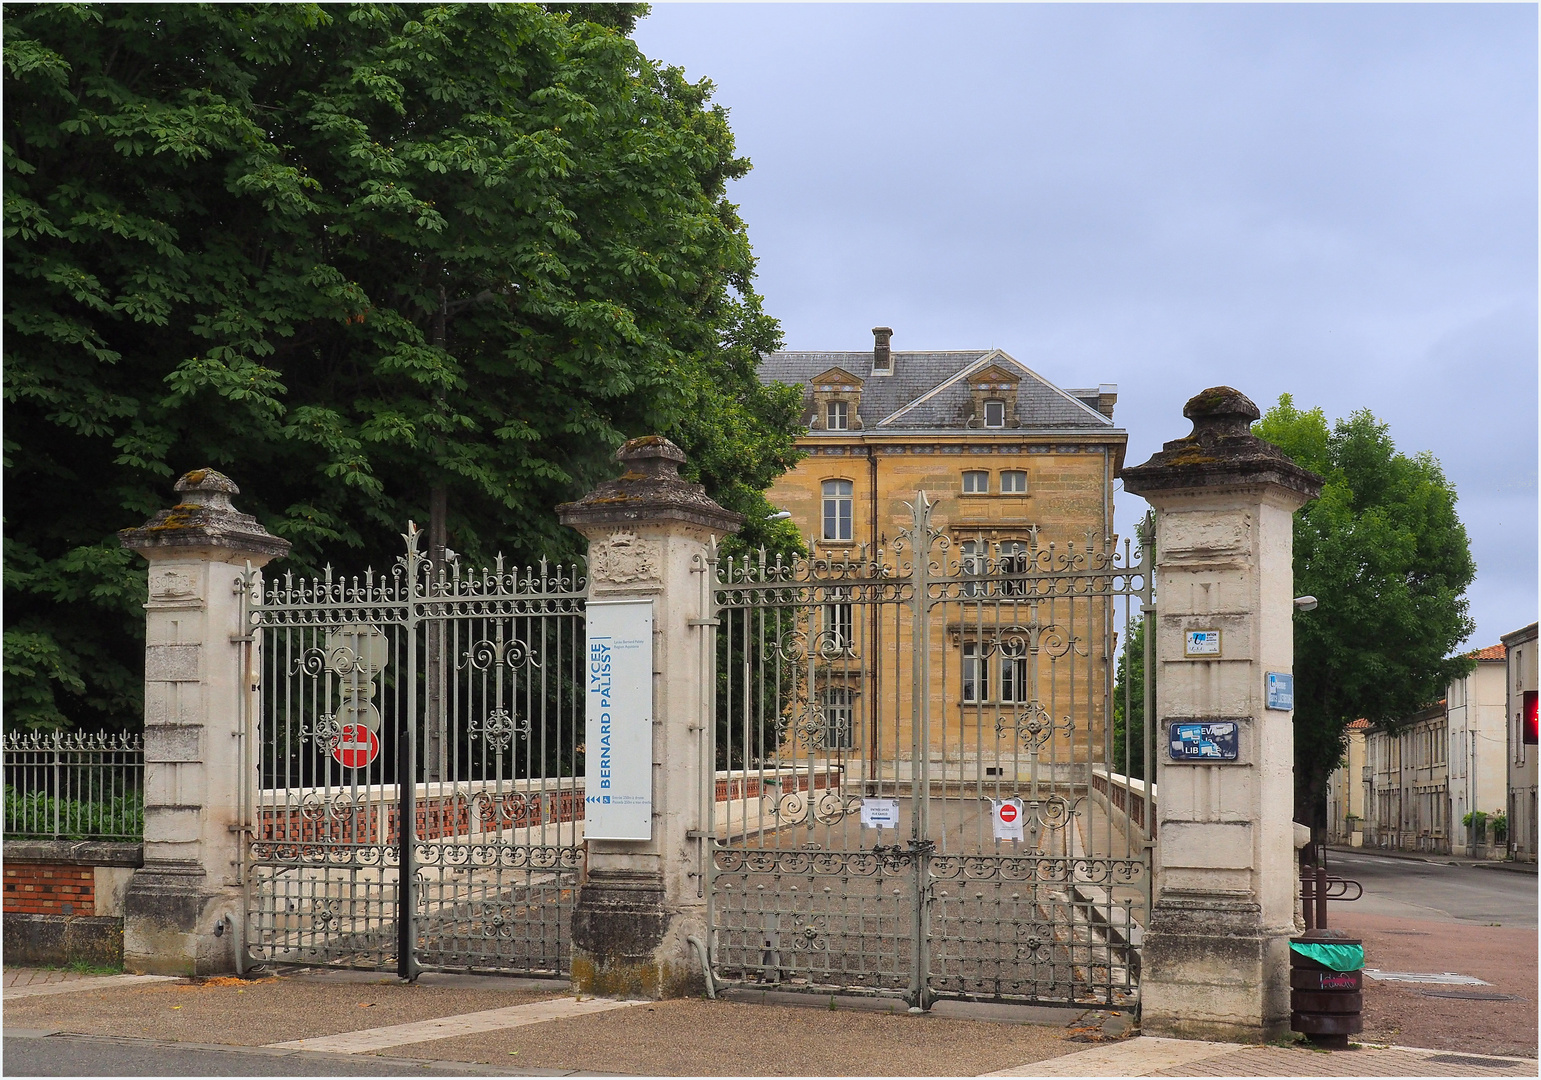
top-left (757, 328), bottom-right (1129, 776)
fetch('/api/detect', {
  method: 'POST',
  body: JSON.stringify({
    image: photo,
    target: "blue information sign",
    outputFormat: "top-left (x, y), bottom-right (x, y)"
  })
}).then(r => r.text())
top-left (1168, 721), bottom-right (1239, 761)
top-left (1266, 672), bottom-right (1295, 711)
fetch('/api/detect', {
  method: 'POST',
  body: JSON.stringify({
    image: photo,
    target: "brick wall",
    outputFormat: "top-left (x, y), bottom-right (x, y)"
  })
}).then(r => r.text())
top-left (4, 862), bottom-right (96, 916)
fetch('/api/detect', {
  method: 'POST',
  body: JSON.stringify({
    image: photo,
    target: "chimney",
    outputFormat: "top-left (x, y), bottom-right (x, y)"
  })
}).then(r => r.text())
top-left (1097, 383), bottom-right (1118, 419)
top-left (872, 326), bottom-right (893, 374)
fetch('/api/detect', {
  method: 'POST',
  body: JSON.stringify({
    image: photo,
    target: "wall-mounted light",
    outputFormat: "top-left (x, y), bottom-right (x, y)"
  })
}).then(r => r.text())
top-left (1294, 596), bottom-right (1319, 611)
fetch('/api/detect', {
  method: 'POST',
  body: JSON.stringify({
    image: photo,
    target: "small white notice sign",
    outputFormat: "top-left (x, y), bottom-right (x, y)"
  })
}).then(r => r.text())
top-left (1184, 629), bottom-right (1221, 657)
top-left (861, 798), bottom-right (901, 831)
top-left (993, 798), bottom-right (1025, 841)
top-left (585, 600), bottom-right (653, 840)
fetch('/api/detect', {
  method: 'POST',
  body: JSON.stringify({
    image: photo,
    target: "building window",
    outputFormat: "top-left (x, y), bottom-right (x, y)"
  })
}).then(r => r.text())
top-left (1001, 470), bottom-right (1027, 493)
top-left (826, 400), bottom-right (848, 430)
top-left (999, 540), bottom-right (1029, 597)
top-left (961, 540), bottom-right (984, 597)
top-left (984, 400), bottom-right (1006, 428)
top-left (822, 480), bottom-right (853, 541)
top-left (1000, 641), bottom-right (1028, 702)
top-left (962, 470), bottom-right (989, 494)
top-left (823, 597), bottom-right (854, 652)
top-left (823, 688), bottom-right (854, 749)
top-left (962, 642), bottom-right (987, 702)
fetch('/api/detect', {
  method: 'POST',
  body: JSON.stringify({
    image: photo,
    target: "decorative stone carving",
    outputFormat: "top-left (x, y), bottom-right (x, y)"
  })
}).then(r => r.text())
top-left (591, 531), bottom-right (661, 585)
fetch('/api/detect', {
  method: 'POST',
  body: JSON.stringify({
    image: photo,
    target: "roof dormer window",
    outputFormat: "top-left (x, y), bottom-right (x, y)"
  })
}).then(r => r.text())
top-left (984, 400), bottom-right (1006, 428)
top-left (809, 366), bottom-right (864, 432)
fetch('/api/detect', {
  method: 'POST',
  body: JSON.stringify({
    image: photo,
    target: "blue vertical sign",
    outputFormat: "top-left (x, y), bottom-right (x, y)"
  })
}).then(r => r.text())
top-left (1266, 672), bottom-right (1295, 711)
top-left (585, 600), bottom-right (653, 840)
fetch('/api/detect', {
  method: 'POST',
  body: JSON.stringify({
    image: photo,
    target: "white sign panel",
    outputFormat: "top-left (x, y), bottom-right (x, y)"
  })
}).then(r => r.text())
top-left (993, 798), bottom-right (1025, 841)
top-left (585, 600), bottom-right (653, 840)
top-left (860, 798), bottom-right (901, 831)
top-left (1184, 629), bottom-right (1221, 657)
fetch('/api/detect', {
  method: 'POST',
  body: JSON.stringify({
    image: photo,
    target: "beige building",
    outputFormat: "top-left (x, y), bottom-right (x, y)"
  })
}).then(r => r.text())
top-left (758, 328), bottom-right (1126, 766)
top-left (1326, 719), bottom-right (1369, 846)
top-left (1447, 644), bottom-right (1509, 857)
top-left (1503, 622), bottom-right (1538, 862)
top-left (1346, 643), bottom-right (1511, 857)
top-left (1362, 701), bottom-right (1449, 853)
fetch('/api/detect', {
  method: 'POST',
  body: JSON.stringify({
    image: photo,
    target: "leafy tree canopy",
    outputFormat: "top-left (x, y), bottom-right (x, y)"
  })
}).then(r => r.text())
top-left (4, 2), bottom-right (804, 732)
top-left (1254, 395), bottom-right (1476, 832)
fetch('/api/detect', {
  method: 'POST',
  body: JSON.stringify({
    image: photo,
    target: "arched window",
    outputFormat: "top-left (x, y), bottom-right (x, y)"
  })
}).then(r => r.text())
top-left (822, 479), bottom-right (853, 541)
top-left (961, 470), bottom-right (989, 494)
top-left (1001, 470), bottom-right (1027, 493)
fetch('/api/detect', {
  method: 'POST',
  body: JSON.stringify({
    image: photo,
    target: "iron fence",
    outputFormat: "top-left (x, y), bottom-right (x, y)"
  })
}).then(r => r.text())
top-left (3, 730), bottom-right (145, 841)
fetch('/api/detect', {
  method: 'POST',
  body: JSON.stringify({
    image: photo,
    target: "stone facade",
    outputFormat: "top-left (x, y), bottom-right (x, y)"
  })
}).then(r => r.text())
top-left (759, 329), bottom-right (1125, 767)
top-left (1503, 622), bottom-right (1538, 862)
top-left (1344, 645), bottom-right (1510, 857)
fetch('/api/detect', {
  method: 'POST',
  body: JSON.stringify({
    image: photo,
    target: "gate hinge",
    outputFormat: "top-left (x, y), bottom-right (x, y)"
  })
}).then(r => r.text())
top-left (686, 830), bottom-right (709, 839)
top-left (687, 619), bottom-right (719, 628)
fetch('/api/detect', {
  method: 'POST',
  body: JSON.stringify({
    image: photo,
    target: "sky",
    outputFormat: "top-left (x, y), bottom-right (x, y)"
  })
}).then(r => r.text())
top-left (634, 2), bottom-right (1539, 651)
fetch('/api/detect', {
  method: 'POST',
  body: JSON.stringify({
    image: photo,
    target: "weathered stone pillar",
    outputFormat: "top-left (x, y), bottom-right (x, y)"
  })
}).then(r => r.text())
top-left (119, 470), bottom-right (289, 974)
top-left (1120, 388), bottom-right (1322, 1042)
top-left (557, 437), bottom-right (743, 998)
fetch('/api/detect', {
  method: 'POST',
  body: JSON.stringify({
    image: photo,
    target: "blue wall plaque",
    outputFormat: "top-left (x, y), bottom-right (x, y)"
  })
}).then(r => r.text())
top-left (1168, 721), bottom-right (1239, 761)
top-left (1266, 672), bottom-right (1295, 711)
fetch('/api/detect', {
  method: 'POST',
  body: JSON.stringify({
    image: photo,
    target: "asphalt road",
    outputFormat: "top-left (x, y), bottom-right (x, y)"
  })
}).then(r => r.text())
top-left (1323, 850), bottom-right (1537, 928)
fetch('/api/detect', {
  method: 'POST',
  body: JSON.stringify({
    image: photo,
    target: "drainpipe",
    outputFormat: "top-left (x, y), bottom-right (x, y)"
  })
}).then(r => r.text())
top-left (868, 442), bottom-right (880, 768)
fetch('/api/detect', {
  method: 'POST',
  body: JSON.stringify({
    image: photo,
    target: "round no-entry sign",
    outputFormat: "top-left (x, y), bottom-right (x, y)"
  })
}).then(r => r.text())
top-left (998, 802), bottom-right (1019, 824)
top-left (331, 723), bottom-right (380, 770)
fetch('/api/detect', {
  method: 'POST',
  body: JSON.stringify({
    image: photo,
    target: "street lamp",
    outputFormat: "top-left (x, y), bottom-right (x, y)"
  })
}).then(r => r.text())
top-left (1294, 595), bottom-right (1319, 611)
top-left (765, 510), bottom-right (792, 521)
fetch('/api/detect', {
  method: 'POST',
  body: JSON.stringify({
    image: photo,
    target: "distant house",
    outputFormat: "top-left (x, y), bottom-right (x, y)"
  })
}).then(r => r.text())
top-left (1325, 719), bottom-right (1370, 846)
top-left (1502, 623), bottom-right (1538, 862)
top-left (1342, 643), bottom-right (1510, 858)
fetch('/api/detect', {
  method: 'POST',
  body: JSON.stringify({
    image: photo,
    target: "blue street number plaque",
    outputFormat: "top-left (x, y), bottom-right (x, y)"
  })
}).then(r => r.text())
top-left (1168, 721), bottom-right (1239, 761)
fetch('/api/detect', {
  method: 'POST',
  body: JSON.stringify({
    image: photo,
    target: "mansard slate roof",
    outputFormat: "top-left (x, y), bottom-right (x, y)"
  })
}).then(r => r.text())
top-left (757, 349), bottom-right (1118, 433)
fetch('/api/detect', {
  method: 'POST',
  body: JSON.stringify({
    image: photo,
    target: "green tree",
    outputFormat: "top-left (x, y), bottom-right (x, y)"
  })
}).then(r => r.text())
top-left (3, 3), bottom-right (803, 733)
top-left (1112, 613), bottom-right (1151, 781)
top-left (1254, 395), bottom-right (1476, 837)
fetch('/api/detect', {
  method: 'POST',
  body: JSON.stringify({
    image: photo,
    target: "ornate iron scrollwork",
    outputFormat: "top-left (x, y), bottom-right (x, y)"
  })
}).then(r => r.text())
top-left (468, 707), bottom-right (529, 750)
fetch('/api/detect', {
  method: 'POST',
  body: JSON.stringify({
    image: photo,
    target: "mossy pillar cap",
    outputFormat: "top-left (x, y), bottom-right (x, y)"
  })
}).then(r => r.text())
top-left (1120, 386), bottom-right (1323, 500)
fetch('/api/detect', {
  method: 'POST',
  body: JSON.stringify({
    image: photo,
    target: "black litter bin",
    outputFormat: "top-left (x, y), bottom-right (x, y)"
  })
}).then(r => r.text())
top-left (1289, 936), bottom-right (1364, 1049)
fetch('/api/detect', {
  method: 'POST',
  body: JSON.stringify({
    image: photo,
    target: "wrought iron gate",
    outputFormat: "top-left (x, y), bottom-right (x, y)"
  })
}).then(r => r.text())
top-left (705, 494), bottom-right (1152, 1009)
top-left (240, 525), bottom-right (587, 978)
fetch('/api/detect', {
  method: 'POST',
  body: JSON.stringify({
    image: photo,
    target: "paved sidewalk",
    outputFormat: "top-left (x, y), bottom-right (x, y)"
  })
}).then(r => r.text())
top-left (1328, 844), bottom-right (1540, 873)
top-left (3, 968), bottom-right (176, 1000)
top-left (3, 966), bottom-right (1537, 1076)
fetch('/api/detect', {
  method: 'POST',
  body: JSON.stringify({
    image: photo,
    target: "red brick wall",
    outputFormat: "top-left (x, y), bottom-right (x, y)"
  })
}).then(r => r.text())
top-left (4, 862), bottom-right (95, 916)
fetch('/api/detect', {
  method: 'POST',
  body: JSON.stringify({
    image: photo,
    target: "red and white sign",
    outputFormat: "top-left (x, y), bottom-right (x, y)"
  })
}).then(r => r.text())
top-left (331, 724), bottom-right (381, 770)
top-left (993, 798), bottom-right (1025, 841)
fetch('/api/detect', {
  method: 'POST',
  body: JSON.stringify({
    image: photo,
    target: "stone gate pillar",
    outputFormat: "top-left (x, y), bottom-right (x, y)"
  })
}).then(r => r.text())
top-left (120, 470), bottom-right (290, 974)
top-left (1120, 388), bottom-right (1322, 1042)
top-left (557, 437), bottom-right (743, 998)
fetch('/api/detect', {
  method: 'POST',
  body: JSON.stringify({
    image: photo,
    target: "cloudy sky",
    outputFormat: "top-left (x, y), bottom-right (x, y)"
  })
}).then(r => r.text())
top-left (635, 3), bottom-right (1538, 651)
